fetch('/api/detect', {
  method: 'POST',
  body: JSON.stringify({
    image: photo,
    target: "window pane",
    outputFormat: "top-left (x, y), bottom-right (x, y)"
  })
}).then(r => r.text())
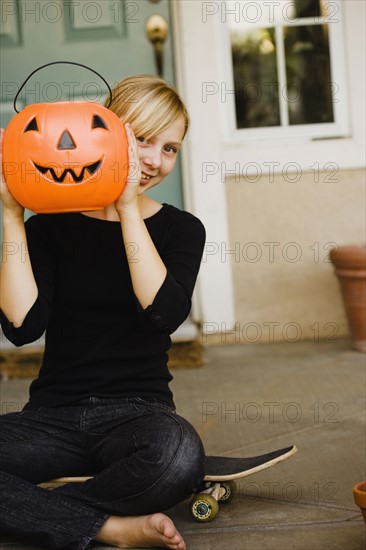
top-left (286, 0), bottom-right (321, 19)
top-left (231, 28), bottom-right (280, 128)
top-left (284, 25), bottom-right (334, 125)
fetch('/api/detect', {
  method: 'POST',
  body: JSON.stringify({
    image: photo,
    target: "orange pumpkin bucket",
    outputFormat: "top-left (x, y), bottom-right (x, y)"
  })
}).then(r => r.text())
top-left (2, 62), bottom-right (129, 213)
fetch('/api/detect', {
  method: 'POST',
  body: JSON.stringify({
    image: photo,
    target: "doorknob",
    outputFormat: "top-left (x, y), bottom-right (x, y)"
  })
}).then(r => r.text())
top-left (146, 14), bottom-right (168, 77)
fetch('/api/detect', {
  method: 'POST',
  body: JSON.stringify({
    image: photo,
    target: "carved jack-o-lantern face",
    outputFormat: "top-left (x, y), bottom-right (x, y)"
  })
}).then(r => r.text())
top-left (2, 102), bottom-right (129, 213)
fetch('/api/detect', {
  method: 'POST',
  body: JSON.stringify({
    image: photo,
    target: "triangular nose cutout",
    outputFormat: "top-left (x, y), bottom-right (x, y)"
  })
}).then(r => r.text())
top-left (57, 130), bottom-right (76, 150)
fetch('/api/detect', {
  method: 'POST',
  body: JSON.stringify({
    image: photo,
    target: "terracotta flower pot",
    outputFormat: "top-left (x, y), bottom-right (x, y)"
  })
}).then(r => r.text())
top-left (329, 244), bottom-right (366, 352)
top-left (352, 481), bottom-right (366, 523)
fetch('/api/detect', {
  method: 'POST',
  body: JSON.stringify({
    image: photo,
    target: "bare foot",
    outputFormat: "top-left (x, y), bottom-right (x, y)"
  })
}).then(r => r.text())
top-left (94, 513), bottom-right (186, 550)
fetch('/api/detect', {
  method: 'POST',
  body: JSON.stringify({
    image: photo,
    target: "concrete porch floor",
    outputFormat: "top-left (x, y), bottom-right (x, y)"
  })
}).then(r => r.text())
top-left (0, 339), bottom-right (365, 549)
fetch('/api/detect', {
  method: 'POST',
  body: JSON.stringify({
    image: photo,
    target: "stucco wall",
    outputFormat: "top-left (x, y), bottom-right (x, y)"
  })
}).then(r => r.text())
top-left (222, 168), bottom-right (365, 344)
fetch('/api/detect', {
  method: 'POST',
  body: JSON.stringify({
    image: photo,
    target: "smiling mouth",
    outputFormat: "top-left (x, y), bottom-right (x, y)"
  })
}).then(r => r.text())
top-left (140, 171), bottom-right (154, 184)
top-left (33, 160), bottom-right (102, 184)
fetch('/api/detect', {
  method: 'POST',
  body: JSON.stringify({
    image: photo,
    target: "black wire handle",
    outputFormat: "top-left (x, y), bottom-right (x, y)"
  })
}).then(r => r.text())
top-left (13, 61), bottom-right (113, 113)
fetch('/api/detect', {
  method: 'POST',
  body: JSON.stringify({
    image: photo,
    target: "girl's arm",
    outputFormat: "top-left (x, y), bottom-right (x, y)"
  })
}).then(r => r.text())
top-left (119, 207), bottom-right (167, 310)
top-left (115, 125), bottom-right (205, 334)
top-left (0, 129), bottom-right (38, 327)
top-left (115, 124), bottom-right (167, 309)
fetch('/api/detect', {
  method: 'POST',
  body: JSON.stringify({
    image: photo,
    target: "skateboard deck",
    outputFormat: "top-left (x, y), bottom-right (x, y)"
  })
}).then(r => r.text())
top-left (205, 445), bottom-right (297, 480)
top-left (191, 445), bottom-right (297, 521)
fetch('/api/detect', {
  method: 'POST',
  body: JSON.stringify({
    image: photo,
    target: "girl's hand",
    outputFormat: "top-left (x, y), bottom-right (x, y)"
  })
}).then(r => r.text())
top-left (0, 128), bottom-right (24, 217)
top-left (114, 123), bottom-right (142, 216)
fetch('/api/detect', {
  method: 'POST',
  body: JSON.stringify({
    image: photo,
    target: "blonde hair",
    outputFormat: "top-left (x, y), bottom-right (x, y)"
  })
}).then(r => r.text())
top-left (105, 75), bottom-right (189, 140)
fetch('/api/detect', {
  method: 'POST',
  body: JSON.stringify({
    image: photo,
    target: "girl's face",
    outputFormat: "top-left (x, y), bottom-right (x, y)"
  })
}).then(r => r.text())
top-left (136, 115), bottom-right (185, 193)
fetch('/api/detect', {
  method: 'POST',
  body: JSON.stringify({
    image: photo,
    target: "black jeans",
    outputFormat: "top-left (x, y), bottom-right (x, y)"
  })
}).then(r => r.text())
top-left (0, 396), bottom-right (206, 549)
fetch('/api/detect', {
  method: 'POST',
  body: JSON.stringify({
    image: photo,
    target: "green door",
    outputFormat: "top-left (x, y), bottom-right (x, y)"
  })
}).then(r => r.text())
top-left (0, 0), bottom-right (183, 231)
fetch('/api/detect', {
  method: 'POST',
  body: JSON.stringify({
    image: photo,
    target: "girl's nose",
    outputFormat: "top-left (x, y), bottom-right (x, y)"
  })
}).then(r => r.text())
top-left (143, 148), bottom-right (161, 169)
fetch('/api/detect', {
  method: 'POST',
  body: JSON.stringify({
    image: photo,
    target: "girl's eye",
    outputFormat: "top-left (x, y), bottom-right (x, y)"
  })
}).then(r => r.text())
top-left (137, 136), bottom-right (146, 143)
top-left (164, 146), bottom-right (177, 154)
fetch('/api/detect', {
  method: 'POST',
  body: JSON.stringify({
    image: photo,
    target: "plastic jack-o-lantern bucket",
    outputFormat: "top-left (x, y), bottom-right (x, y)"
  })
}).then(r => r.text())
top-left (2, 62), bottom-right (129, 213)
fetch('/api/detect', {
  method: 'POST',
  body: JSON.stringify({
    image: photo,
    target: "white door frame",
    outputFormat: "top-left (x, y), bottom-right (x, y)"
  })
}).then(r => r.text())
top-left (171, 0), bottom-right (235, 332)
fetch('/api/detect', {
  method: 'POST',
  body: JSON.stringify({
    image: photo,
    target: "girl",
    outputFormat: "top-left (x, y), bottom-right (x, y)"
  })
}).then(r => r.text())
top-left (0, 76), bottom-right (206, 550)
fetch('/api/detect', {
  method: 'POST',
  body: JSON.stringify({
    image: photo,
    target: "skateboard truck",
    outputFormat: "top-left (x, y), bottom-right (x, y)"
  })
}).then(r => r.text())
top-left (191, 480), bottom-right (236, 521)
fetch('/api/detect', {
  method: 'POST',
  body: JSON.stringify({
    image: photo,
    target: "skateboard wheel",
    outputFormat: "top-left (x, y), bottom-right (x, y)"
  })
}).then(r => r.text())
top-left (219, 481), bottom-right (236, 503)
top-left (190, 494), bottom-right (219, 522)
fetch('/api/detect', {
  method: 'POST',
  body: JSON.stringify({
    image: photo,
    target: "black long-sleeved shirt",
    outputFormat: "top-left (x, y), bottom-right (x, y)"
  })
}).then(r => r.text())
top-left (0, 204), bottom-right (205, 408)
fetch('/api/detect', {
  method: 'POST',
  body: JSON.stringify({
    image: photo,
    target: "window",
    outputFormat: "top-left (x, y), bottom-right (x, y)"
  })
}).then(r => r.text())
top-left (222, 0), bottom-right (349, 141)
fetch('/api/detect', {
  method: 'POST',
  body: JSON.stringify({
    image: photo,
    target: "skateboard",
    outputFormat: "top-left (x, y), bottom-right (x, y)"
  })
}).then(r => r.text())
top-left (190, 445), bottom-right (298, 522)
top-left (44, 445), bottom-right (297, 523)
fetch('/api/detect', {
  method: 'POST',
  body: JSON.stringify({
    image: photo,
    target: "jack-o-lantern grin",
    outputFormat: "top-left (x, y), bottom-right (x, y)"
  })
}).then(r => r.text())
top-left (33, 159), bottom-right (102, 184)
